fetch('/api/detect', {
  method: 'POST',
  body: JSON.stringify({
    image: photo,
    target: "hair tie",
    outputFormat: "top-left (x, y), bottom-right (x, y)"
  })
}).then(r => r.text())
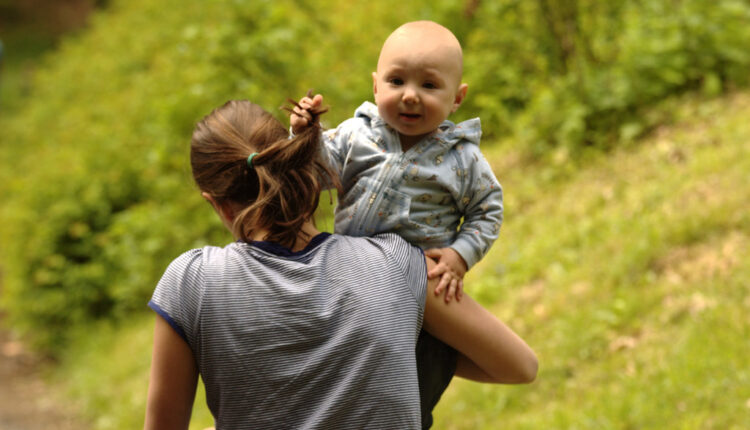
top-left (247, 152), bottom-right (259, 168)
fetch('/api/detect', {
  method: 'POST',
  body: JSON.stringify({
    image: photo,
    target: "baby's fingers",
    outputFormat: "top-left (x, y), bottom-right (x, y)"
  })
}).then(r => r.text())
top-left (309, 93), bottom-right (323, 107)
top-left (427, 262), bottom-right (447, 279)
top-left (424, 248), bottom-right (442, 259)
top-left (444, 277), bottom-right (460, 303)
top-left (434, 270), bottom-right (450, 296)
top-left (293, 106), bottom-right (313, 121)
top-left (436, 272), bottom-right (457, 301)
top-left (290, 109), bottom-right (313, 132)
top-left (298, 95), bottom-right (318, 110)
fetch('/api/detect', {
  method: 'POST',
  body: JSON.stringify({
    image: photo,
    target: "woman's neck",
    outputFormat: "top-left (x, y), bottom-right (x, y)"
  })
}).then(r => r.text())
top-left (247, 221), bottom-right (321, 252)
top-left (290, 222), bottom-right (322, 252)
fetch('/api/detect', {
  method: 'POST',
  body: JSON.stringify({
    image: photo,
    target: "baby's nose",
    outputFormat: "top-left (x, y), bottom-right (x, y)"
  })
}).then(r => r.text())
top-left (402, 86), bottom-right (419, 103)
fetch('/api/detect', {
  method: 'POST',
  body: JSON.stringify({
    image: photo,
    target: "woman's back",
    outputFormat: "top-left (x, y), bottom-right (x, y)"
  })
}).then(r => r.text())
top-left (150, 233), bottom-right (427, 429)
top-left (145, 99), bottom-right (536, 430)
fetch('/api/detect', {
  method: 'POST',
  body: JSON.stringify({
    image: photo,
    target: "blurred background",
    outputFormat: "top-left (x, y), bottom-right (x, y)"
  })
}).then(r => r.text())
top-left (0, 0), bottom-right (748, 428)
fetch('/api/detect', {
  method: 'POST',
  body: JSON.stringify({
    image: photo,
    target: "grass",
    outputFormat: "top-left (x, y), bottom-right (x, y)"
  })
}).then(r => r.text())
top-left (57, 317), bottom-right (214, 430)
top-left (433, 92), bottom-right (750, 429)
top-left (46, 91), bottom-right (750, 428)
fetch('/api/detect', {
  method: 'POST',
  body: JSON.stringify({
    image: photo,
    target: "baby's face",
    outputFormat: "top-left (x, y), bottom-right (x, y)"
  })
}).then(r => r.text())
top-left (373, 29), bottom-right (466, 148)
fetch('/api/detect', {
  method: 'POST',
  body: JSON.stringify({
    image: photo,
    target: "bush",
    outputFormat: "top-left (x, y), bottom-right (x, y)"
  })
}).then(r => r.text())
top-left (462, 0), bottom-right (750, 154)
top-left (0, 0), bottom-right (461, 353)
top-left (1, 0), bottom-right (749, 353)
top-left (0, 0), bottom-right (236, 350)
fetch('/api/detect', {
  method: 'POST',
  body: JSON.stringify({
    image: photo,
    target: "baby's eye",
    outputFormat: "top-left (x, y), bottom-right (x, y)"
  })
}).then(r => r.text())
top-left (389, 78), bottom-right (404, 85)
top-left (423, 82), bottom-right (438, 89)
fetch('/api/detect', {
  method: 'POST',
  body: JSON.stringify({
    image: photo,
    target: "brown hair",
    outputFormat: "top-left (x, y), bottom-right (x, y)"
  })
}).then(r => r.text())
top-left (190, 100), bottom-right (336, 247)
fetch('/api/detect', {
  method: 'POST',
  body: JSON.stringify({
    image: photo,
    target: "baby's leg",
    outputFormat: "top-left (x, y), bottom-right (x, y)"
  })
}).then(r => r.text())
top-left (416, 329), bottom-right (457, 429)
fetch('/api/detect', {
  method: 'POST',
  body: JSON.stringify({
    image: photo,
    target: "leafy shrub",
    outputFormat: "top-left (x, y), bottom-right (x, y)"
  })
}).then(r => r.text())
top-left (462, 0), bottom-right (750, 155)
top-left (0, 0), bottom-right (236, 350)
top-left (1, 0), bottom-right (749, 353)
top-left (0, 0), bottom-right (460, 353)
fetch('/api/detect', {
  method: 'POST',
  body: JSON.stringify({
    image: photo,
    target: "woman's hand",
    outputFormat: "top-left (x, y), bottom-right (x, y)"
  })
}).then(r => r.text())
top-left (424, 247), bottom-right (467, 302)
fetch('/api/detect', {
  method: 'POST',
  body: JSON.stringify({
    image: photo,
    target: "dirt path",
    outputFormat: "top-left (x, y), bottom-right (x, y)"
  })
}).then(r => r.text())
top-left (0, 317), bottom-right (90, 430)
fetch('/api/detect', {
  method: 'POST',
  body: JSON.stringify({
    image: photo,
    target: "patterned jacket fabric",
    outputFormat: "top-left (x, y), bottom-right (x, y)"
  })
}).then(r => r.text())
top-left (322, 101), bottom-right (503, 269)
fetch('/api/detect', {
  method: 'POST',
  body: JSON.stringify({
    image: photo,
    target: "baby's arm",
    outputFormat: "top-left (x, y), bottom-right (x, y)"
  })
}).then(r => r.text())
top-left (446, 146), bottom-right (504, 280)
top-left (426, 148), bottom-right (503, 302)
top-left (453, 162), bottom-right (503, 266)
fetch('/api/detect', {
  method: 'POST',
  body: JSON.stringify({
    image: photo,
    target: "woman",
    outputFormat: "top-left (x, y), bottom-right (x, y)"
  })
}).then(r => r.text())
top-left (144, 100), bottom-right (537, 429)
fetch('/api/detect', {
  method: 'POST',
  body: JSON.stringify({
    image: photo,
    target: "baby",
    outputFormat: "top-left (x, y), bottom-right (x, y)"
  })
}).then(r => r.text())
top-left (291, 20), bottom-right (503, 428)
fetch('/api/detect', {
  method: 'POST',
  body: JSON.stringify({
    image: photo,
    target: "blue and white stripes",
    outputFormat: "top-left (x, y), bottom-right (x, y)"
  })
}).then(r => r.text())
top-left (150, 233), bottom-right (427, 429)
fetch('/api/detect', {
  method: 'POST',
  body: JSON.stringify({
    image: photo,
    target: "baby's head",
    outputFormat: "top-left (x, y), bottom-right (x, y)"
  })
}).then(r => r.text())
top-left (372, 21), bottom-right (468, 147)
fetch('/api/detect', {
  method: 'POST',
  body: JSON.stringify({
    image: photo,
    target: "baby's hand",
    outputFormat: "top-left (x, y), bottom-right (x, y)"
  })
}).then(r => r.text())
top-left (289, 92), bottom-right (324, 134)
top-left (424, 247), bottom-right (468, 303)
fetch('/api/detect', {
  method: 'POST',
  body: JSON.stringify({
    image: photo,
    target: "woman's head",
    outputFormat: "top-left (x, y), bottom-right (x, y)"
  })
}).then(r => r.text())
top-left (190, 100), bottom-right (334, 247)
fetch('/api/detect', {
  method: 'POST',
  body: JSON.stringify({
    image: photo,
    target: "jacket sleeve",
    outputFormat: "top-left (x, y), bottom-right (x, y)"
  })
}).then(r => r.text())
top-left (319, 122), bottom-right (355, 190)
top-left (450, 146), bottom-right (503, 269)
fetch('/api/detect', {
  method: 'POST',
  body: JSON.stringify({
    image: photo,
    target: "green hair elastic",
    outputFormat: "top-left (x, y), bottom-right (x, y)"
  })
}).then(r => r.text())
top-left (247, 152), bottom-right (259, 168)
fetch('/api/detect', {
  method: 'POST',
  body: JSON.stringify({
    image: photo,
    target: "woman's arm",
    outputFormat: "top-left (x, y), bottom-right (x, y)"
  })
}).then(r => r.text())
top-left (144, 315), bottom-right (199, 430)
top-left (421, 258), bottom-right (538, 384)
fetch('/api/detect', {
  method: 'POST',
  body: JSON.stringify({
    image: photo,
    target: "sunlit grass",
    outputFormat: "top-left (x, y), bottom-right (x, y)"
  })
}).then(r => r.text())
top-left (58, 316), bottom-right (214, 430)
top-left (433, 92), bottom-right (750, 429)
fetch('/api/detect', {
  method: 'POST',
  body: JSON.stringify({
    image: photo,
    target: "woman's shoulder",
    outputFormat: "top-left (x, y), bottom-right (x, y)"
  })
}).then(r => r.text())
top-left (329, 232), bottom-right (414, 252)
top-left (157, 248), bottom-right (204, 290)
top-left (329, 233), bottom-right (425, 273)
top-left (163, 243), bottom-right (240, 278)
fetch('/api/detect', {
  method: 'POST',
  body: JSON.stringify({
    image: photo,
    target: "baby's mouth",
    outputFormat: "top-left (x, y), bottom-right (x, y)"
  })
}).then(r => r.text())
top-left (399, 112), bottom-right (421, 122)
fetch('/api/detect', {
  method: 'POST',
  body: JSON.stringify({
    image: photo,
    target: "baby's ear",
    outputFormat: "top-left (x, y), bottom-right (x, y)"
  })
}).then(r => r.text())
top-left (372, 72), bottom-right (379, 95)
top-left (452, 83), bottom-right (468, 113)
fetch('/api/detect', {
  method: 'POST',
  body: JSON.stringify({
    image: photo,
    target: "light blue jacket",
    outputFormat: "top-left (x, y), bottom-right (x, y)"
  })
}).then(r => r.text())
top-left (322, 102), bottom-right (503, 269)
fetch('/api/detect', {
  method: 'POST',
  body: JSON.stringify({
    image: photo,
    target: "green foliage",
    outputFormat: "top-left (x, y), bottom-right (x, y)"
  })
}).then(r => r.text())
top-left (2, 156), bottom-right (142, 346)
top-left (462, 0), bottom-right (750, 155)
top-left (58, 317), bottom-right (214, 429)
top-left (0, 0), bottom-right (237, 350)
top-left (1, 0), bottom-right (745, 421)
top-left (0, 0), bottom-right (465, 351)
top-left (0, 0), bottom-right (749, 378)
top-left (434, 92), bottom-right (750, 429)
top-left (55, 91), bottom-right (750, 429)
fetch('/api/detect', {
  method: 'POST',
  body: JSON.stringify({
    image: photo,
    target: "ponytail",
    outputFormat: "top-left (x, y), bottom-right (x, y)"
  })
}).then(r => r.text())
top-left (190, 100), bottom-right (338, 247)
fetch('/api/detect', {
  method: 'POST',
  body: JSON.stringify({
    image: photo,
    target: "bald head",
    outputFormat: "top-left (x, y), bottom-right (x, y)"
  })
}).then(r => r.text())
top-left (377, 21), bottom-right (464, 82)
top-left (371, 20), bottom-right (469, 143)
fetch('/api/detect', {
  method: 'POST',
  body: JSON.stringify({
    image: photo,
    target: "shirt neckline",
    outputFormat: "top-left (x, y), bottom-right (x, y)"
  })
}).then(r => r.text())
top-left (242, 232), bottom-right (332, 257)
